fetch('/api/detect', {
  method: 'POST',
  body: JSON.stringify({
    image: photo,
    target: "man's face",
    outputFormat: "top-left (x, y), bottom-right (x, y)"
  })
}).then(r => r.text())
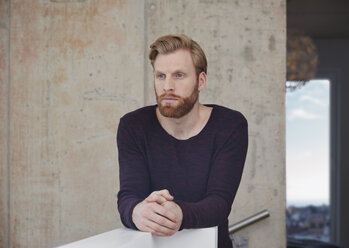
top-left (153, 49), bottom-right (201, 118)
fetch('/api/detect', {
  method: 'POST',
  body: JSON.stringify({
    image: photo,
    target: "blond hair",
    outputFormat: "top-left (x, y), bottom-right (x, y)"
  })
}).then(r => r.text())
top-left (149, 34), bottom-right (207, 76)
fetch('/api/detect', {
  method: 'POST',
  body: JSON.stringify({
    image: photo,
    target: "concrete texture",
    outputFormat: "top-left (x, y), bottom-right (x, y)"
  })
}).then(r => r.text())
top-left (0, 0), bottom-right (286, 247)
top-left (2, 0), bottom-right (144, 247)
top-left (0, 0), bottom-right (10, 246)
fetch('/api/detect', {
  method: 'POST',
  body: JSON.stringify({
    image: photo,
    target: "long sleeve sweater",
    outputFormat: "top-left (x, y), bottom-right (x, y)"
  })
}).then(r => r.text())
top-left (117, 104), bottom-right (248, 248)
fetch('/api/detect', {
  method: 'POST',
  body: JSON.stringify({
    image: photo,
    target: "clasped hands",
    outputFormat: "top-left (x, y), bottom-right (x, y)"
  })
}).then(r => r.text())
top-left (132, 189), bottom-right (183, 236)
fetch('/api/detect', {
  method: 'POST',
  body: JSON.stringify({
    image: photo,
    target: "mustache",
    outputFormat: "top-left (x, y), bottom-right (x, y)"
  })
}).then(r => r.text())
top-left (158, 93), bottom-right (181, 99)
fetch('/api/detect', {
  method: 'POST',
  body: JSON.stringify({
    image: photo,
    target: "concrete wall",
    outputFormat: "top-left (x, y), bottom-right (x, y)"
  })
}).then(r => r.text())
top-left (0, 0), bottom-right (10, 246)
top-left (0, 0), bottom-right (286, 247)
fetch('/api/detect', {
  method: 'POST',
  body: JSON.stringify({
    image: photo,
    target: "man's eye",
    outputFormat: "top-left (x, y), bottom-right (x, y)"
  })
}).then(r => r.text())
top-left (158, 74), bottom-right (165, 79)
top-left (176, 73), bottom-right (184, 78)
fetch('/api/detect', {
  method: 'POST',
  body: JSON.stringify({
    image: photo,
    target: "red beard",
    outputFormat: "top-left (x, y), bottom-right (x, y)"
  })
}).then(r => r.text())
top-left (156, 86), bottom-right (199, 118)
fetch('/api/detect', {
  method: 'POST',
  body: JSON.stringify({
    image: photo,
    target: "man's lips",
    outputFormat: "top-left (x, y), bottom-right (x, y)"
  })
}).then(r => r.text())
top-left (161, 97), bottom-right (178, 103)
top-left (160, 95), bottom-right (179, 103)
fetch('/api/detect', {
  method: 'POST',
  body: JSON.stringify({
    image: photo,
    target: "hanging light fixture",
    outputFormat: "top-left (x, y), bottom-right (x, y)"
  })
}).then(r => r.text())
top-left (286, 29), bottom-right (319, 92)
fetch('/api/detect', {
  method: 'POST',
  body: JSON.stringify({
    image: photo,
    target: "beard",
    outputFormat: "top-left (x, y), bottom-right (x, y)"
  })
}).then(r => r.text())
top-left (156, 82), bottom-right (199, 119)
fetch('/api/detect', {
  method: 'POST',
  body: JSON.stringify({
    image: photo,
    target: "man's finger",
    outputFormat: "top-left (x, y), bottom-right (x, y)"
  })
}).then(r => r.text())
top-left (145, 194), bottom-right (168, 204)
top-left (157, 189), bottom-right (174, 199)
top-left (151, 230), bottom-right (174, 237)
top-left (145, 190), bottom-right (174, 204)
top-left (150, 211), bottom-right (178, 230)
top-left (147, 190), bottom-right (173, 201)
top-left (137, 223), bottom-right (154, 233)
top-left (139, 209), bottom-right (176, 235)
top-left (151, 202), bottom-right (179, 224)
top-left (145, 216), bottom-right (175, 235)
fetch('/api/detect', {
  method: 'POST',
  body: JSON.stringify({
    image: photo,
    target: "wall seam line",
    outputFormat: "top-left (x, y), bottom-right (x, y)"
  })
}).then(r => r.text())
top-left (7, 0), bottom-right (12, 247)
top-left (143, 0), bottom-right (148, 106)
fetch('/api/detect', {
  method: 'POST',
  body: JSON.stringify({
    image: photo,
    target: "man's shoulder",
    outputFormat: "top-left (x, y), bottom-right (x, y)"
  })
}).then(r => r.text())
top-left (120, 105), bottom-right (156, 123)
top-left (210, 104), bottom-right (247, 125)
top-left (208, 105), bottom-right (248, 145)
top-left (118, 105), bottom-right (157, 135)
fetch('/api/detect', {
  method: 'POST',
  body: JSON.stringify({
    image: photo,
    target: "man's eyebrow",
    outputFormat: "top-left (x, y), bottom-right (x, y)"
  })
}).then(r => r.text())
top-left (172, 70), bottom-right (185, 74)
top-left (154, 69), bottom-right (186, 74)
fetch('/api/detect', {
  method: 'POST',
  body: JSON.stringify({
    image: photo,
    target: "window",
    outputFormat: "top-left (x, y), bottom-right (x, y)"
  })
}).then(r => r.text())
top-left (286, 79), bottom-right (330, 241)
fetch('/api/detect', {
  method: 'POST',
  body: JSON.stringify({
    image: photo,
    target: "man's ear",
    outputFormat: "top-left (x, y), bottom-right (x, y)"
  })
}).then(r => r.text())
top-left (198, 72), bottom-right (207, 92)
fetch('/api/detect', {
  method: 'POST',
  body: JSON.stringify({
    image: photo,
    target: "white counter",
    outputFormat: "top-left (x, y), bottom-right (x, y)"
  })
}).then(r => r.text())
top-left (57, 226), bottom-right (217, 248)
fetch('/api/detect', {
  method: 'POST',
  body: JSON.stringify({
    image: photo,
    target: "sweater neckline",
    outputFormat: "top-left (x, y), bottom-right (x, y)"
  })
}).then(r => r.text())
top-left (153, 104), bottom-right (216, 142)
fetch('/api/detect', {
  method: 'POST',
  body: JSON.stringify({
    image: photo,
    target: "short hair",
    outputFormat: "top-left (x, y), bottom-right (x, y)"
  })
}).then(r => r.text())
top-left (149, 34), bottom-right (207, 76)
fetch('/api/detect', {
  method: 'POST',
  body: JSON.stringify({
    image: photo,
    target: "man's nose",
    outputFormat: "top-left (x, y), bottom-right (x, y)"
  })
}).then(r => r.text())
top-left (163, 78), bottom-right (174, 91)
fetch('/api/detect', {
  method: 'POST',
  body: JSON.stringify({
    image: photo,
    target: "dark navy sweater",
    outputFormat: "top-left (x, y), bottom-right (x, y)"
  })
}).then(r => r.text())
top-left (117, 104), bottom-right (248, 248)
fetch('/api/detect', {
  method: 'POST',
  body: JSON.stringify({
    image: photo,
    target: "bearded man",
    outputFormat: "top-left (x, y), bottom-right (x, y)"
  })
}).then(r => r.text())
top-left (117, 34), bottom-right (248, 248)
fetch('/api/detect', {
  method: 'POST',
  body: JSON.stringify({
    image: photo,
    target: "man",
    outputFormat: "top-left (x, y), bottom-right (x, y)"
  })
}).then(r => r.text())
top-left (117, 34), bottom-right (248, 248)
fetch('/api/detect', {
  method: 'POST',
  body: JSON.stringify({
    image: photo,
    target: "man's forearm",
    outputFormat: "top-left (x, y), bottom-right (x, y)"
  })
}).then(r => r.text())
top-left (174, 195), bottom-right (231, 229)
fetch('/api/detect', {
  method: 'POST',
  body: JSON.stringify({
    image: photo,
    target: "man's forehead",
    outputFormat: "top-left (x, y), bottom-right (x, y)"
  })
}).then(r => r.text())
top-left (153, 49), bottom-right (194, 71)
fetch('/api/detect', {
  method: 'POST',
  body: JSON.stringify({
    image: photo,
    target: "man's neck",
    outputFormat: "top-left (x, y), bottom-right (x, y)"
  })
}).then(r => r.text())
top-left (156, 102), bottom-right (212, 140)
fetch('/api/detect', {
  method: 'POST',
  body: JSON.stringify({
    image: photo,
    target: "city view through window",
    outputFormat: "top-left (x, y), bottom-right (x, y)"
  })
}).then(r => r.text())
top-left (286, 80), bottom-right (330, 241)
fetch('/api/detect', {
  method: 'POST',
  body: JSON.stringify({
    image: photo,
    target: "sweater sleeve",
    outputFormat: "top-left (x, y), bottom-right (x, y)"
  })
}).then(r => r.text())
top-left (116, 118), bottom-right (150, 230)
top-left (174, 116), bottom-right (248, 229)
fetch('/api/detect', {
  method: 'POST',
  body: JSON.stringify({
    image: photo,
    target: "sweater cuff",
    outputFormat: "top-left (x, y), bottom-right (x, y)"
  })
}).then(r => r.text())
top-left (124, 199), bottom-right (143, 230)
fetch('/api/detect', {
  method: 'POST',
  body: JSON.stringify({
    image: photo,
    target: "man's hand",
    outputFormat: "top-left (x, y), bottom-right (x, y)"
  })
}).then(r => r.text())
top-left (132, 190), bottom-right (183, 236)
top-left (145, 189), bottom-right (174, 204)
top-left (161, 200), bottom-right (183, 230)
